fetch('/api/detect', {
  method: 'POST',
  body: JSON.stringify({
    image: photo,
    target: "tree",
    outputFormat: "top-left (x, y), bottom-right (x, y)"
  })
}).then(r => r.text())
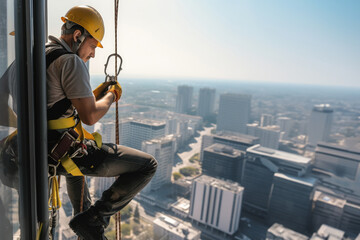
top-left (180, 166), bottom-right (200, 177)
top-left (120, 205), bottom-right (133, 220)
top-left (134, 204), bottom-right (140, 223)
top-left (121, 223), bottom-right (131, 236)
top-left (173, 172), bottom-right (183, 181)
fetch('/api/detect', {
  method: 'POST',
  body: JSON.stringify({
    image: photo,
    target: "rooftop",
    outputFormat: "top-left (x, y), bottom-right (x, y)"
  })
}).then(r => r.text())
top-left (247, 144), bottom-right (312, 165)
top-left (195, 174), bottom-right (244, 193)
top-left (274, 172), bottom-right (317, 187)
top-left (154, 214), bottom-right (200, 239)
top-left (316, 224), bottom-right (345, 239)
top-left (215, 131), bottom-right (259, 144)
top-left (204, 143), bottom-right (243, 157)
top-left (267, 223), bottom-right (308, 240)
top-left (313, 104), bottom-right (333, 113)
top-left (171, 198), bottom-right (190, 214)
top-left (144, 134), bottom-right (175, 145)
top-left (131, 118), bottom-right (166, 127)
top-left (313, 190), bottom-right (346, 208)
top-left (316, 142), bottom-right (360, 161)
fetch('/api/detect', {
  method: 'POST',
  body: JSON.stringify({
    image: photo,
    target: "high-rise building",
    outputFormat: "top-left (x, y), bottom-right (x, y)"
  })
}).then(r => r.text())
top-left (243, 145), bottom-right (312, 216)
top-left (260, 114), bottom-right (274, 127)
top-left (217, 93), bottom-right (251, 134)
top-left (247, 124), bottom-right (280, 149)
top-left (340, 200), bottom-right (360, 235)
top-left (313, 142), bottom-right (360, 195)
top-left (307, 104), bottom-right (333, 147)
top-left (268, 173), bottom-right (317, 233)
top-left (189, 175), bottom-right (244, 235)
top-left (100, 121), bottom-right (116, 143)
top-left (312, 190), bottom-right (345, 231)
top-left (197, 88), bottom-right (215, 118)
top-left (202, 144), bottom-right (245, 183)
top-left (141, 135), bottom-right (176, 192)
top-left (120, 118), bottom-right (166, 150)
top-left (175, 85), bottom-right (193, 114)
top-left (277, 117), bottom-right (294, 140)
top-left (93, 177), bottom-right (114, 200)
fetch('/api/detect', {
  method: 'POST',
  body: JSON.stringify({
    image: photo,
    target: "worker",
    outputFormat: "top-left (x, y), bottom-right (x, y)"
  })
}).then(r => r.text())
top-left (0, 5), bottom-right (157, 240)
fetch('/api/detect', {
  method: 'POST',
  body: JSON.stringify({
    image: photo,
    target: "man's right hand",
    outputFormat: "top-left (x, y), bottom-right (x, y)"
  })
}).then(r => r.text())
top-left (107, 82), bottom-right (122, 102)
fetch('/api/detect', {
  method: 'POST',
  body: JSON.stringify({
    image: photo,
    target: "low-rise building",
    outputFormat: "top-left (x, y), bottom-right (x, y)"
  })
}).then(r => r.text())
top-left (153, 214), bottom-right (201, 240)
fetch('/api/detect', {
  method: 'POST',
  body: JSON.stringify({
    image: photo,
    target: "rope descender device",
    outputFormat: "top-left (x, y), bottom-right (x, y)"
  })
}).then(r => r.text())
top-left (104, 53), bottom-right (123, 84)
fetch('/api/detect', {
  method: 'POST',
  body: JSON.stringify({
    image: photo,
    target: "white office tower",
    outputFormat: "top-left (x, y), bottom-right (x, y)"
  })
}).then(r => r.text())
top-left (247, 123), bottom-right (280, 149)
top-left (100, 121), bottom-right (116, 143)
top-left (189, 175), bottom-right (244, 235)
top-left (197, 88), bottom-right (216, 118)
top-left (217, 93), bottom-right (251, 134)
top-left (307, 104), bottom-right (333, 147)
top-left (260, 114), bottom-right (274, 127)
top-left (118, 118), bottom-right (132, 145)
top-left (122, 118), bottom-right (166, 150)
top-left (141, 135), bottom-right (176, 193)
top-left (277, 117), bottom-right (294, 140)
top-left (93, 177), bottom-right (114, 200)
top-left (153, 214), bottom-right (201, 240)
top-left (175, 85), bottom-right (193, 114)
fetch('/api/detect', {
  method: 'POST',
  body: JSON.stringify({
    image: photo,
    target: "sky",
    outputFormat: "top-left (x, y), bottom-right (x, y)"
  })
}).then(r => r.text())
top-left (48, 0), bottom-right (360, 87)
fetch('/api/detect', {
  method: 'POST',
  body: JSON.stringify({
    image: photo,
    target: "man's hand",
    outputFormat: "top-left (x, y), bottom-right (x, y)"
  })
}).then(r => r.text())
top-left (107, 82), bottom-right (122, 102)
top-left (93, 81), bottom-right (112, 101)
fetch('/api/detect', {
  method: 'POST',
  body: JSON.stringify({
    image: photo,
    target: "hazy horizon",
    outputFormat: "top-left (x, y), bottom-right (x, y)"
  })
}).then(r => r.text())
top-left (48, 0), bottom-right (360, 87)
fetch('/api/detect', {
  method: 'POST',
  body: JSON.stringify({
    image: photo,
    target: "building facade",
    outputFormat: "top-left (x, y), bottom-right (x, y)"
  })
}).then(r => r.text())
top-left (242, 145), bottom-right (312, 216)
top-left (175, 85), bottom-right (193, 114)
top-left (247, 124), bottom-right (281, 149)
top-left (268, 173), bottom-right (317, 233)
top-left (307, 104), bottom-right (333, 147)
top-left (197, 87), bottom-right (216, 118)
top-left (141, 135), bottom-right (176, 192)
top-left (217, 93), bottom-right (251, 134)
top-left (202, 143), bottom-right (245, 183)
top-left (189, 175), bottom-right (244, 235)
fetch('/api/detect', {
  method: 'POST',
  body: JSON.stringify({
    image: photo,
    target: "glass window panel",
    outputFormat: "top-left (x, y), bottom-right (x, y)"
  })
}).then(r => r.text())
top-left (0, 0), bottom-right (20, 239)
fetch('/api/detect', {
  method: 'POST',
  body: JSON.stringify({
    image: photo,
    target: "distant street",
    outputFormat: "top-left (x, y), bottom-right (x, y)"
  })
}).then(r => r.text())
top-left (173, 125), bottom-right (214, 172)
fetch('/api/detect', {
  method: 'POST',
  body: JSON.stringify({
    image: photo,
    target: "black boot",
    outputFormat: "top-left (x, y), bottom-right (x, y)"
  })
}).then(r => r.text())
top-left (69, 206), bottom-right (108, 240)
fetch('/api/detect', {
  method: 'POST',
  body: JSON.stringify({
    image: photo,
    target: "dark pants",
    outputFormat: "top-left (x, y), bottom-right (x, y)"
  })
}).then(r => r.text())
top-left (1, 135), bottom-right (157, 224)
top-left (58, 139), bottom-right (157, 221)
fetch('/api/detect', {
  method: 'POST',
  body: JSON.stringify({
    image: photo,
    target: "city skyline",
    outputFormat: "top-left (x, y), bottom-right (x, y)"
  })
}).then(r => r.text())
top-left (46, 0), bottom-right (360, 87)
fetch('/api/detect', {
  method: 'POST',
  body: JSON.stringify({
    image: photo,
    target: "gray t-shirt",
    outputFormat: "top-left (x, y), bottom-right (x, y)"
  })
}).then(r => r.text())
top-left (46, 36), bottom-right (93, 118)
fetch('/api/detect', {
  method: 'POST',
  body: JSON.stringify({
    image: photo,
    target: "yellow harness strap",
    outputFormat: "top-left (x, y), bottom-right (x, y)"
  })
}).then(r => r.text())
top-left (60, 155), bottom-right (84, 176)
top-left (48, 116), bottom-right (76, 130)
top-left (47, 116), bottom-right (103, 176)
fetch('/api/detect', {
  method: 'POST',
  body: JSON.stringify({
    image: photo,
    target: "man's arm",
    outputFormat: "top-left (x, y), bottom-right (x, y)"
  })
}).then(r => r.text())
top-left (71, 92), bottom-right (115, 126)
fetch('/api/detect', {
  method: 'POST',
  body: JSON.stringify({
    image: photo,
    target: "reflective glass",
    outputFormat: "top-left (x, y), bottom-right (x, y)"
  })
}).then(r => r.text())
top-left (0, 0), bottom-right (20, 239)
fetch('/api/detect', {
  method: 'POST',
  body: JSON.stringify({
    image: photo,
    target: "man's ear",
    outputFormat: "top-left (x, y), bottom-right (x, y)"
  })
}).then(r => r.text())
top-left (73, 30), bottom-right (82, 43)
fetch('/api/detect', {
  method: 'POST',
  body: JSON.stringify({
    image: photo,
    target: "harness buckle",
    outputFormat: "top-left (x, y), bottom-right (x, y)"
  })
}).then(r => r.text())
top-left (49, 129), bottom-right (79, 162)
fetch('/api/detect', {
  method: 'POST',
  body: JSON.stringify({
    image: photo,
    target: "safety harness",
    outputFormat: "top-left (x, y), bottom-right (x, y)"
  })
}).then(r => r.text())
top-left (46, 45), bottom-right (102, 177)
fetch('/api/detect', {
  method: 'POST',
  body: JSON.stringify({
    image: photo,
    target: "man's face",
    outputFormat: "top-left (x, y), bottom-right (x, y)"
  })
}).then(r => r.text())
top-left (77, 37), bottom-right (98, 62)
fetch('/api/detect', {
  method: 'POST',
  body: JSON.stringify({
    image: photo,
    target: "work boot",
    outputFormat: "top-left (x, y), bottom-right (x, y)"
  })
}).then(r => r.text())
top-left (69, 206), bottom-right (108, 240)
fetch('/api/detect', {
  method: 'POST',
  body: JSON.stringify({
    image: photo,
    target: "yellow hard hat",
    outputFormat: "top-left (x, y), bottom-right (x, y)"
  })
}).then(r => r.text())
top-left (61, 5), bottom-right (105, 48)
